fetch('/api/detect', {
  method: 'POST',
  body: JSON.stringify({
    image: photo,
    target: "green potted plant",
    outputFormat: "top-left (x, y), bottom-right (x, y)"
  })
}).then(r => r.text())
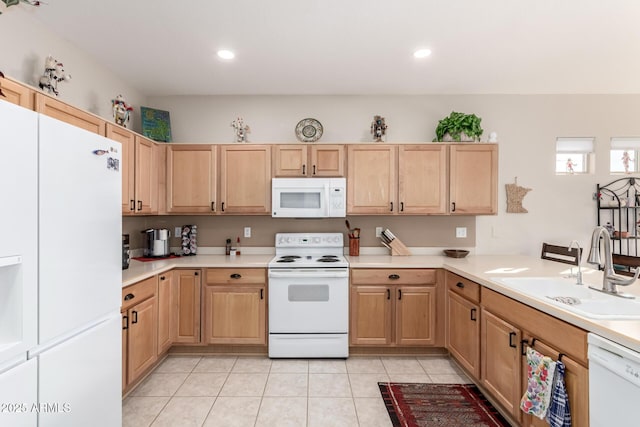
top-left (433, 111), bottom-right (483, 142)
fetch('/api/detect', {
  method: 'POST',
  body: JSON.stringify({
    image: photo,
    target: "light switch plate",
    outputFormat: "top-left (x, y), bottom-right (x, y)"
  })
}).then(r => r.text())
top-left (244, 227), bottom-right (251, 238)
top-left (175, 227), bottom-right (182, 237)
top-left (456, 227), bottom-right (467, 238)
top-left (376, 227), bottom-right (383, 237)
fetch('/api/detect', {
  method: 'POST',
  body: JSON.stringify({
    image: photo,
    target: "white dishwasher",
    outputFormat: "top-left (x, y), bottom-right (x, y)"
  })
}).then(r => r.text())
top-left (588, 333), bottom-right (640, 427)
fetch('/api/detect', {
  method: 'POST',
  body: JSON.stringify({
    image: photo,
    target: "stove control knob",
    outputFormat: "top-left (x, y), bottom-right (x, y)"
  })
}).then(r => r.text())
top-left (313, 237), bottom-right (321, 243)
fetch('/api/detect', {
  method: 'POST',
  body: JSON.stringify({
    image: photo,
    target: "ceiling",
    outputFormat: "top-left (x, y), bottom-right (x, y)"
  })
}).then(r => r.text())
top-left (29, 0), bottom-right (640, 96)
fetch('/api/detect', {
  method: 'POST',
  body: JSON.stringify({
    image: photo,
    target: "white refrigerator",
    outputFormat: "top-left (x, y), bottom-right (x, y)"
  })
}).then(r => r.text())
top-left (0, 100), bottom-right (122, 426)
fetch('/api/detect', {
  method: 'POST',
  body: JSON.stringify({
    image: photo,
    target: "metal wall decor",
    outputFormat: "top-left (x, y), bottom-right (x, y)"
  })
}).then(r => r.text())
top-left (231, 116), bottom-right (250, 142)
top-left (295, 118), bottom-right (323, 142)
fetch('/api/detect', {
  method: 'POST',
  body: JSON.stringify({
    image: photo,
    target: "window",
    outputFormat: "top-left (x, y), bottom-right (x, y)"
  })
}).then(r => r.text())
top-left (610, 137), bottom-right (640, 174)
top-left (556, 137), bottom-right (594, 174)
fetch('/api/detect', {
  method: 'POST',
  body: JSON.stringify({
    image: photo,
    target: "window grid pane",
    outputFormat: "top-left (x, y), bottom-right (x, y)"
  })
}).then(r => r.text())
top-left (556, 153), bottom-right (587, 174)
top-left (610, 149), bottom-right (638, 174)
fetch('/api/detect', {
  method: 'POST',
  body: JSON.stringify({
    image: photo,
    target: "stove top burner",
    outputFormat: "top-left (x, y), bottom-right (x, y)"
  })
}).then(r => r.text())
top-left (276, 259), bottom-right (295, 263)
top-left (281, 255), bottom-right (301, 259)
top-left (317, 258), bottom-right (340, 263)
top-left (321, 255), bottom-right (338, 258)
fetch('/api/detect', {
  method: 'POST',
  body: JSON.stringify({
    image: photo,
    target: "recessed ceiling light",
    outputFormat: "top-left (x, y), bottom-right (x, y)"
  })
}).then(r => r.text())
top-left (413, 49), bottom-right (432, 59)
top-left (217, 50), bottom-right (235, 60)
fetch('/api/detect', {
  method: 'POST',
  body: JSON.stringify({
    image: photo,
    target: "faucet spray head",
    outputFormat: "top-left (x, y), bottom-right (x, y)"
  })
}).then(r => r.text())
top-left (587, 226), bottom-right (606, 266)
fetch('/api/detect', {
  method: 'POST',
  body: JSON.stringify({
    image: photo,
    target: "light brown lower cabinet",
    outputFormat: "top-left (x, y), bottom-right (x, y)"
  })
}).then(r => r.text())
top-left (520, 336), bottom-right (589, 427)
top-left (481, 308), bottom-right (522, 422)
top-left (157, 273), bottom-right (172, 354)
top-left (204, 268), bottom-right (266, 345)
top-left (350, 269), bottom-right (438, 346)
top-left (446, 290), bottom-right (480, 379)
top-left (172, 269), bottom-right (202, 344)
top-left (121, 276), bottom-right (158, 391)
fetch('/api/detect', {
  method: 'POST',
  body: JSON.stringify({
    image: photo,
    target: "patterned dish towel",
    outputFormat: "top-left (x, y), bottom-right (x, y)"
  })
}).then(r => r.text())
top-left (547, 360), bottom-right (572, 427)
top-left (520, 347), bottom-right (557, 419)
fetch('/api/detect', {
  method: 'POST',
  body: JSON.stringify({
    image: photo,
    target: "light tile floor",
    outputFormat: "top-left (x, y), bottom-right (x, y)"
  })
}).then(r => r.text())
top-left (123, 355), bottom-right (471, 427)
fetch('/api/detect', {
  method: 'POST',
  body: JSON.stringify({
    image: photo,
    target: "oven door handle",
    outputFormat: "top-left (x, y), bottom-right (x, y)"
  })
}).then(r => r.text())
top-left (268, 270), bottom-right (349, 279)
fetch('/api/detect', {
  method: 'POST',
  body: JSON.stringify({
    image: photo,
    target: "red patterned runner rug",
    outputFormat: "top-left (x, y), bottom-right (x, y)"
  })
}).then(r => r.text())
top-left (378, 383), bottom-right (511, 427)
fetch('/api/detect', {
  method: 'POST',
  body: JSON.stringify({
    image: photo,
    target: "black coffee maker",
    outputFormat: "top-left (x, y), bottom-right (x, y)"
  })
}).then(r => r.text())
top-left (122, 234), bottom-right (130, 270)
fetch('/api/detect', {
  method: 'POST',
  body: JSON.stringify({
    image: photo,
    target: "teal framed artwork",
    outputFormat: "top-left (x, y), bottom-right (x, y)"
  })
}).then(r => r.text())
top-left (141, 106), bottom-right (172, 142)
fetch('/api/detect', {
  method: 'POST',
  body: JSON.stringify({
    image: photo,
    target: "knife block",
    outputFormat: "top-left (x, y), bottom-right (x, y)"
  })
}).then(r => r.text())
top-left (389, 238), bottom-right (411, 256)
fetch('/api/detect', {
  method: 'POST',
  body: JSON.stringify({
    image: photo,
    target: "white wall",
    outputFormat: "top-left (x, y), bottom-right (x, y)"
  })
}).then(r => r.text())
top-left (4, 8), bottom-right (639, 257)
top-left (146, 94), bottom-right (640, 256)
top-left (0, 8), bottom-right (147, 131)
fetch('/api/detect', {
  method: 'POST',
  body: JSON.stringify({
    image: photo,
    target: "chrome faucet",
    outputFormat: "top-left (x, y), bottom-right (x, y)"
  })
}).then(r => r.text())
top-left (587, 226), bottom-right (639, 299)
top-left (567, 240), bottom-right (583, 285)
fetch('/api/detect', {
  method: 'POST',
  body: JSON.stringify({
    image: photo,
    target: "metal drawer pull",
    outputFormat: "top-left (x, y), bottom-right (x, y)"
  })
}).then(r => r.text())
top-left (398, 289), bottom-right (402, 300)
top-left (302, 165), bottom-right (306, 175)
top-left (221, 202), bottom-right (225, 212)
top-left (313, 165), bottom-right (316, 175)
top-left (230, 273), bottom-right (242, 279)
top-left (122, 315), bottom-right (129, 330)
top-left (260, 289), bottom-right (264, 299)
top-left (400, 202), bottom-right (404, 212)
top-left (390, 202), bottom-right (394, 212)
top-left (456, 282), bottom-right (465, 288)
top-left (130, 200), bottom-right (135, 211)
top-left (509, 332), bottom-right (517, 348)
top-left (124, 293), bottom-right (134, 301)
top-left (160, 276), bottom-right (165, 280)
top-left (387, 289), bottom-right (391, 300)
top-left (137, 200), bottom-right (142, 211)
top-left (451, 202), bottom-right (456, 212)
top-left (211, 202), bottom-right (215, 211)
top-left (470, 308), bottom-right (477, 321)
top-left (388, 274), bottom-right (400, 280)
top-left (132, 311), bottom-right (138, 324)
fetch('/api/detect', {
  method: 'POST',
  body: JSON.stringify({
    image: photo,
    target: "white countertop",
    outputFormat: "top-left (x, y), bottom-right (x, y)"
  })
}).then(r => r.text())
top-left (122, 253), bottom-right (640, 353)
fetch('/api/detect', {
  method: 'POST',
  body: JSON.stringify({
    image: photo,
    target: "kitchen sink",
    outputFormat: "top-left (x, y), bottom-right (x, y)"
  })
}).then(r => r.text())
top-left (490, 277), bottom-right (640, 320)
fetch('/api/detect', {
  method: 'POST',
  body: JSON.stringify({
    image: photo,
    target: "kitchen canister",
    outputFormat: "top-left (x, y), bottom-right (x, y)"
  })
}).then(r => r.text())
top-left (181, 225), bottom-right (197, 255)
top-left (349, 236), bottom-right (360, 256)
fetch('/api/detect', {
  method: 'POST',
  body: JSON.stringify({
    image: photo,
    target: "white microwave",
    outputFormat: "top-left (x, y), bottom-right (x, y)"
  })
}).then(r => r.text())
top-left (272, 177), bottom-right (346, 218)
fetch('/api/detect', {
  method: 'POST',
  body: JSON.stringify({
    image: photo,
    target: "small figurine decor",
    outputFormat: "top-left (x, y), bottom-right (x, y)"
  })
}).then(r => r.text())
top-left (38, 55), bottom-right (71, 97)
top-left (111, 94), bottom-right (133, 128)
top-left (0, 0), bottom-right (42, 15)
top-left (231, 116), bottom-right (250, 142)
top-left (371, 115), bottom-right (388, 142)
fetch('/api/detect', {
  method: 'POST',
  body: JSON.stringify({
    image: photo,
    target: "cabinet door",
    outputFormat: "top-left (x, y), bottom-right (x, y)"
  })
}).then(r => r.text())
top-left (34, 93), bottom-right (105, 135)
top-left (122, 312), bottom-right (128, 392)
top-left (447, 291), bottom-right (480, 379)
top-left (395, 286), bottom-right (436, 346)
top-left (398, 145), bottom-right (447, 214)
top-left (172, 269), bottom-right (202, 344)
top-left (204, 285), bottom-right (266, 344)
top-left (166, 145), bottom-right (217, 213)
top-left (520, 337), bottom-right (589, 427)
top-left (127, 296), bottom-right (158, 384)
top-left (347, 145), bottom-right (396, 214)
top-left (106, 124), bottom-right (136, 214)
top-left (0, 75), bottom-right (34, 109)
top-left (311, 145), bottom-right (345, 177)
top-left (450, 144), bottom-right (498, 214)
top-left (273, 145), bottom-right (308, 177)
top-left (350, 286), bottom-right (392, 345)
top-left (157, 274), bottom-right (172, 355)
top-left (481, 308), bottom-right (521, 421)
top-left (134, 136), bottom-right (157, 214)
top-left (219, 145), bottom-right (271, 214)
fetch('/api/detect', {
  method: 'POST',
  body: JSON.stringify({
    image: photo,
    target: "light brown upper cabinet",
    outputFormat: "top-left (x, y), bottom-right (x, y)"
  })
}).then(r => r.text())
top-left (166, 145), bottom-right (217, 214)
top-left (35, 92), bottom-right (106, 135)
top-left (0, 75), bottom-right (34, 109)
top-left (107, 124), bottom-right (158, 215)
top-left (347, 145), bottom-right (397, 214)
top-left (347, 144), bottom-right (447, 215)
top-left (398, 145), bottom-right (448, 214)
top-left (219, 145), bottom-right (271, 214)
top-left (273, 144), bottom-right (345, 177)
top-left (449, 144), bottom-right (498, 214)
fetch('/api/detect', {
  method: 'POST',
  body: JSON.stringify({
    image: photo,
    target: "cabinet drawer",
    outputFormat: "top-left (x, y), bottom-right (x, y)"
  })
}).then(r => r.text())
top-left (446, 271), bottom-right (480, 303)
top-left (206, 268), bottom-right (265, 284)
top-left (351, 269), bottom-right (436, 285)
top-left (122, 276), bottom-right (157, 311)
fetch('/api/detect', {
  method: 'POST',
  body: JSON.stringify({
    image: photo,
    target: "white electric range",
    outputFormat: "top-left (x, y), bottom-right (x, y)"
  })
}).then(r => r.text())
top-left (268, 233), bottom-right (349, 358)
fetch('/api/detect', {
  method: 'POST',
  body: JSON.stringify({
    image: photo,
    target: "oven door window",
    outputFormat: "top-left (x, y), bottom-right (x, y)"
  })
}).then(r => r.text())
top-left (280, 192), bottom-right (321, 209)
top-left (288, 284), bottom-right (329, 302)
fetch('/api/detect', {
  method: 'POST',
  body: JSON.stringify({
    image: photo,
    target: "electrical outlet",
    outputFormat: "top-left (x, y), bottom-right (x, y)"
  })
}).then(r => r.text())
top-left (456, 227), bottom-right (467, 238)
top-left (244, 227), bottom-right (251, 238)
top-left (174, 227), bottom-right (182, 237)
top-left (376, 227), bottom-right (383, 237)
